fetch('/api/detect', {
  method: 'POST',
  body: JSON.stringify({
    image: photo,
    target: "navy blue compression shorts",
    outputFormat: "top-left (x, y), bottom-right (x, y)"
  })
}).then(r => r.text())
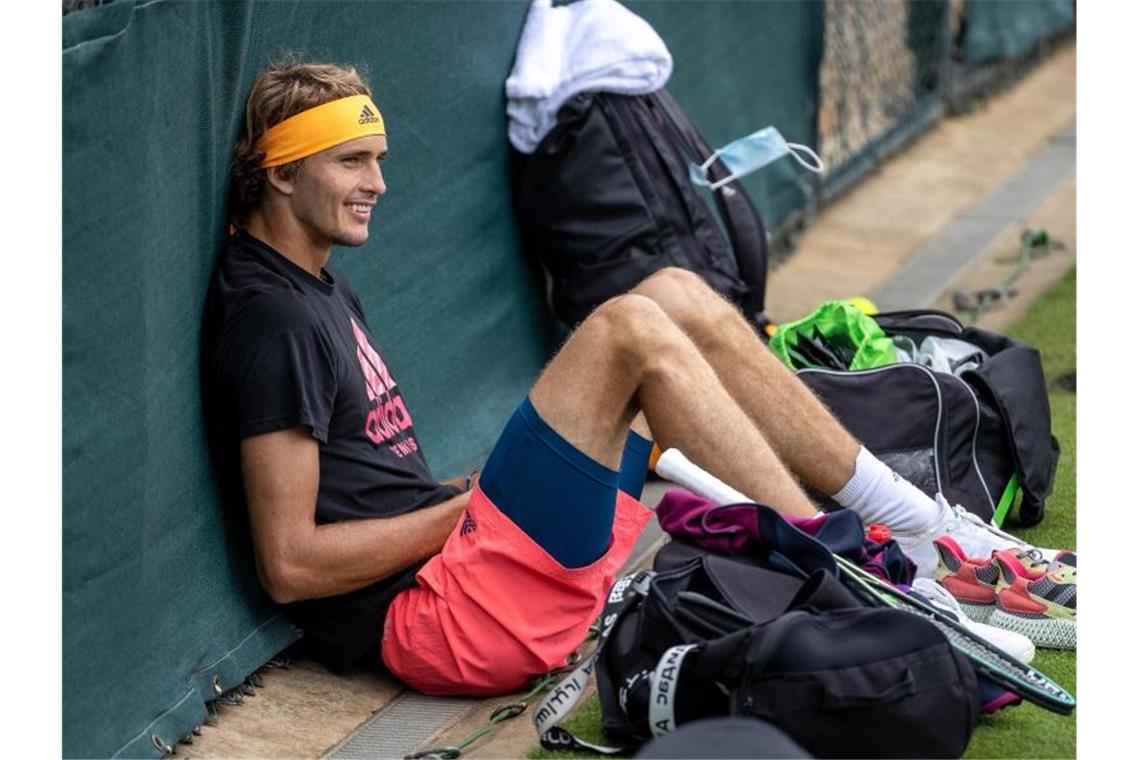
top-left (479, 396), bottom-right (652, 568)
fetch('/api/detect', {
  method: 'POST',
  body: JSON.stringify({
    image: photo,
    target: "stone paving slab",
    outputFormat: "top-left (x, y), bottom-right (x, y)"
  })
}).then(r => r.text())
top-left (173, 659), bottom-right (402, 759)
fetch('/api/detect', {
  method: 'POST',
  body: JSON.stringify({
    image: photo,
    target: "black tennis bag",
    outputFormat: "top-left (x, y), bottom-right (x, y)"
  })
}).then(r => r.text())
top-left (798, 310), bottom-right (1060, 527)
top-left (591, 551), bottom-right (980, 759)
top-left (633, 716), bottom-right (811, 759)
top-left (511, 89), bottom-right (769, 327)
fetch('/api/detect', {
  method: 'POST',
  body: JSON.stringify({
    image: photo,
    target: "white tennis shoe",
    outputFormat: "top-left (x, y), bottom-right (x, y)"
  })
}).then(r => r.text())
top-left (912, 578), bottom-right (1036, 664)
top-left (895, 494), bottom-right (1057, 579)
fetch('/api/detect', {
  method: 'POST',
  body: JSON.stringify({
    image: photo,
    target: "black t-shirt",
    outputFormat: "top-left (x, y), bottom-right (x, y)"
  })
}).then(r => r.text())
top-left (201, 232), bottom-right (459, 671)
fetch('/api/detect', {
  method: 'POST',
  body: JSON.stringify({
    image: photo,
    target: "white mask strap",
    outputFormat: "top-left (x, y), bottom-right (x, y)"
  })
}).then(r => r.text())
top-left (708, 172), bottom-right (739, 193)
top-left (786, 142), bottom-right (825, 174)
top-left (699, 148), bottom-right (725, 173)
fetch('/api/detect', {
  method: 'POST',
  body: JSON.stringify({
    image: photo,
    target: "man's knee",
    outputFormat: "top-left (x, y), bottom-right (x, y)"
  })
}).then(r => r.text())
top-left (583, 293), bottom-right (683, 366)
top-left (635, 267), bottom-right (710, 303)
top-left (633, 267), bottom-right (742, 339)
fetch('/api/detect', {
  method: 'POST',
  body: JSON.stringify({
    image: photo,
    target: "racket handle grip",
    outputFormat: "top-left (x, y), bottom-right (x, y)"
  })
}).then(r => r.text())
top-left (654, 448), bottom-right (750, 507)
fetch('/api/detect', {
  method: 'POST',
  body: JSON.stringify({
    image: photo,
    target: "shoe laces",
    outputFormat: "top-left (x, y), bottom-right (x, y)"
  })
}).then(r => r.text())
top-left (1014, 547), bottom-right (1048, 567)
top-left (993, 549), bottom-right (1047, 586)
top-left (947, 500), bottom-right (1027, 550)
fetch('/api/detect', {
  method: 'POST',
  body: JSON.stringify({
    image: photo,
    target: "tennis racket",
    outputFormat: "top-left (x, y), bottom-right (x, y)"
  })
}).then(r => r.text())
top-left (654, 448), bottom-right (1076, 715)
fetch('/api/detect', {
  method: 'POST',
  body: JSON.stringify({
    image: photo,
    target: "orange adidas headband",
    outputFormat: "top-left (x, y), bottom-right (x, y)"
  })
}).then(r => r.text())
top-left (256, 94), bottom-right (386, 168)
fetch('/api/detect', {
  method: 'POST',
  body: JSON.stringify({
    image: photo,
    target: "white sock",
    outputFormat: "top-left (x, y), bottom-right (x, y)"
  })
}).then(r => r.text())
top-left (830, 447), bottom-right (940, 533)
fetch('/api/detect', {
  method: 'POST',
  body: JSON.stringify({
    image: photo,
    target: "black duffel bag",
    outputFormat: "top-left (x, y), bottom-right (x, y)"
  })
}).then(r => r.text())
top-left (537, 551), bottom-right (979, 759)
top-left (797, 309), bottom-right (1059, 526)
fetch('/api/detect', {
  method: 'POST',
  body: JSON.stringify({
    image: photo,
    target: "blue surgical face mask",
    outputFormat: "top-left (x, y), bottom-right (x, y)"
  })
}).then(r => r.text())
top-left (689, 126), bottom-right (824, 191)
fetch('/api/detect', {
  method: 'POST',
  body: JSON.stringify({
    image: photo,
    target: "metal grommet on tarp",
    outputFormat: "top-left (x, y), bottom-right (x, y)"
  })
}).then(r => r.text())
top-left (151, 733), bottom-right (173, 756)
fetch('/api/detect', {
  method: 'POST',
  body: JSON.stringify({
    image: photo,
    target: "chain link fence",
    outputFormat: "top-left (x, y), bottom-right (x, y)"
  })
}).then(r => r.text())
top-left (816, 0), bottom-right (1073, 207)
top-left (817, 0), bottom-right (948, 203)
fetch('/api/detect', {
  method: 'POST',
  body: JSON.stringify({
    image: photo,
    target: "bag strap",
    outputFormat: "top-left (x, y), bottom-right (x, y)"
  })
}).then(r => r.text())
top-left (534, 570), bottom-right (655, 755)
top-left (650, 89), bottom-right (770, 321)
top-left (646, 644), bottom-right (702, 737)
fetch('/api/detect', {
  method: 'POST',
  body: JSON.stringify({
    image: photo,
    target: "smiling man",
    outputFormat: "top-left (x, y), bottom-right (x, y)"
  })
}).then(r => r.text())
top-left (202, 63), bottom-right (478, 682)
top-left (202, 61), bottom-right (1055, 696)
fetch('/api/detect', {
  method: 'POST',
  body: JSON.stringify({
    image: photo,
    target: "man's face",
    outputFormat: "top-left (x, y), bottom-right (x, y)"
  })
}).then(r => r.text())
top-left (284, 135), bottom-right (389, 249)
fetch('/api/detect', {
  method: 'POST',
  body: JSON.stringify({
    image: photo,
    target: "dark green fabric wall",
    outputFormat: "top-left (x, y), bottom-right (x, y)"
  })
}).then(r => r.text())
top-left (62, 1), bottom-right (824, 756)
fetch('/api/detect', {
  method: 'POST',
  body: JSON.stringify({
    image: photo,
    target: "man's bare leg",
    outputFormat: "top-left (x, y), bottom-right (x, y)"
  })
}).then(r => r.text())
top-left (629, 412), bottom-right (651, 440)
top-left (529, 294), bottom-right (818, 518)
top-left (628, 268), bottom-right (942, 535)
top-left (631, 268), bottom-right (859, 493)
top-left (611, 269), bottom-right (1044, 578)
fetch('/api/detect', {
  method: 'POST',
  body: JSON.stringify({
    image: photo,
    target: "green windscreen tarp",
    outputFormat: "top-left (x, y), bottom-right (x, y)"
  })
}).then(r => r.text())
top-left (62, 1), bottom-right (823, 756)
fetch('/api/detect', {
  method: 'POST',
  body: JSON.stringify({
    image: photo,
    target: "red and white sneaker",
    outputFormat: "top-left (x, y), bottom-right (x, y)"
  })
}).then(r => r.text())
top-left (932, 536), bottom-right (1053, 621)
top-left (990, 551), bottom-right (1077, 650)
top-left (932, 536), bottom-right (1004, 622)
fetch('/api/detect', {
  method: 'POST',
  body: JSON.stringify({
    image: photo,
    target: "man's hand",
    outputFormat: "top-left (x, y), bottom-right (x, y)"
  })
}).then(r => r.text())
top-left (240, 427), bottom-right (467, 604)
top-left (440, 471), bottom-right (479, 492)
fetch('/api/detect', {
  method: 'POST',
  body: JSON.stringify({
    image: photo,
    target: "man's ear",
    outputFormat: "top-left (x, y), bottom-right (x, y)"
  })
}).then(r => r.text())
top-left (265, 165), bottom-right (297, 197)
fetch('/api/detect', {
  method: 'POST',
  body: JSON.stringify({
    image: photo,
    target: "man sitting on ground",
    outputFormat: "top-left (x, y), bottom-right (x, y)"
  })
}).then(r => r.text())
top-left (201, 61), bottom-right (1046, 695)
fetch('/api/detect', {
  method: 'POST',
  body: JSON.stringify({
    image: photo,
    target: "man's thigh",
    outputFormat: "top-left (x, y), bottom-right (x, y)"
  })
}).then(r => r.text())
top-left (481, 393), bottom-right (652, 564)
top-left (480, 396), bottom-right (619, 567)
top-left (528, 293), bottom-right (675, 470)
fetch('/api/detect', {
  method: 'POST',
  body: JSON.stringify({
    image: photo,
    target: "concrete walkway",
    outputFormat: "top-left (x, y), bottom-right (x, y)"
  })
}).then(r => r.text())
top-left (175, 41), bottom-right (1075, 760)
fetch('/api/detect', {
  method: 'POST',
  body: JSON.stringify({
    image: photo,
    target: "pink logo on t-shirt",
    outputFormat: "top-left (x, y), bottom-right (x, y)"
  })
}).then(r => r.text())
top-left (350, 317), bottom-right (417, 456)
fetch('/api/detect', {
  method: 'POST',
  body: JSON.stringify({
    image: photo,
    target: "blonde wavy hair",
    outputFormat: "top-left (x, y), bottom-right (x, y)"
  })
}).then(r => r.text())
top-left (229, 60), bottom-right (373, 227)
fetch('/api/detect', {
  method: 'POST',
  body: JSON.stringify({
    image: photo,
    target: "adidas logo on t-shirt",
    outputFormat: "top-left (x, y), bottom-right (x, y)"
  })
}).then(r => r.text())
top-left (358, 104), bottom-right (380, 125)
top-left (460, 512), bottom-right (477, 536)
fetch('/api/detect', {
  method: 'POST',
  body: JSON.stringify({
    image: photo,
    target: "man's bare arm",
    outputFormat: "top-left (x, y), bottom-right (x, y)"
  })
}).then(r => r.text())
top-left (240, 426), bottom-right (467, 604)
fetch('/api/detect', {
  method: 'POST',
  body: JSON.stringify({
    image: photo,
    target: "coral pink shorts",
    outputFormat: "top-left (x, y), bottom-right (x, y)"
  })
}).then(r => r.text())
top-left (381, 484), bottom-right (652, 696)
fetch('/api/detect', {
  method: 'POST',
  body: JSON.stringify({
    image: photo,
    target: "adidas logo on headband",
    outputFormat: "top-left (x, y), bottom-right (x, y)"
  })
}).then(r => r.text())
top-left (358, 104), bottom-right (381, 125)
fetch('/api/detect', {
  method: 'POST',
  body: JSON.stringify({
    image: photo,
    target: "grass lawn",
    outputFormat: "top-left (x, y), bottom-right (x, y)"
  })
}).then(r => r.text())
top-left (530, 266), bottom-right (1077, 759)
top-left (962, 265), bottom-right (1076, 759)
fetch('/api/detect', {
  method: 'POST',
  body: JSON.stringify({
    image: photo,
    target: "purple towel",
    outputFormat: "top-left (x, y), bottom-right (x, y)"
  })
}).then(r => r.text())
top-left (656, 489), bottom-right (914, 584)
